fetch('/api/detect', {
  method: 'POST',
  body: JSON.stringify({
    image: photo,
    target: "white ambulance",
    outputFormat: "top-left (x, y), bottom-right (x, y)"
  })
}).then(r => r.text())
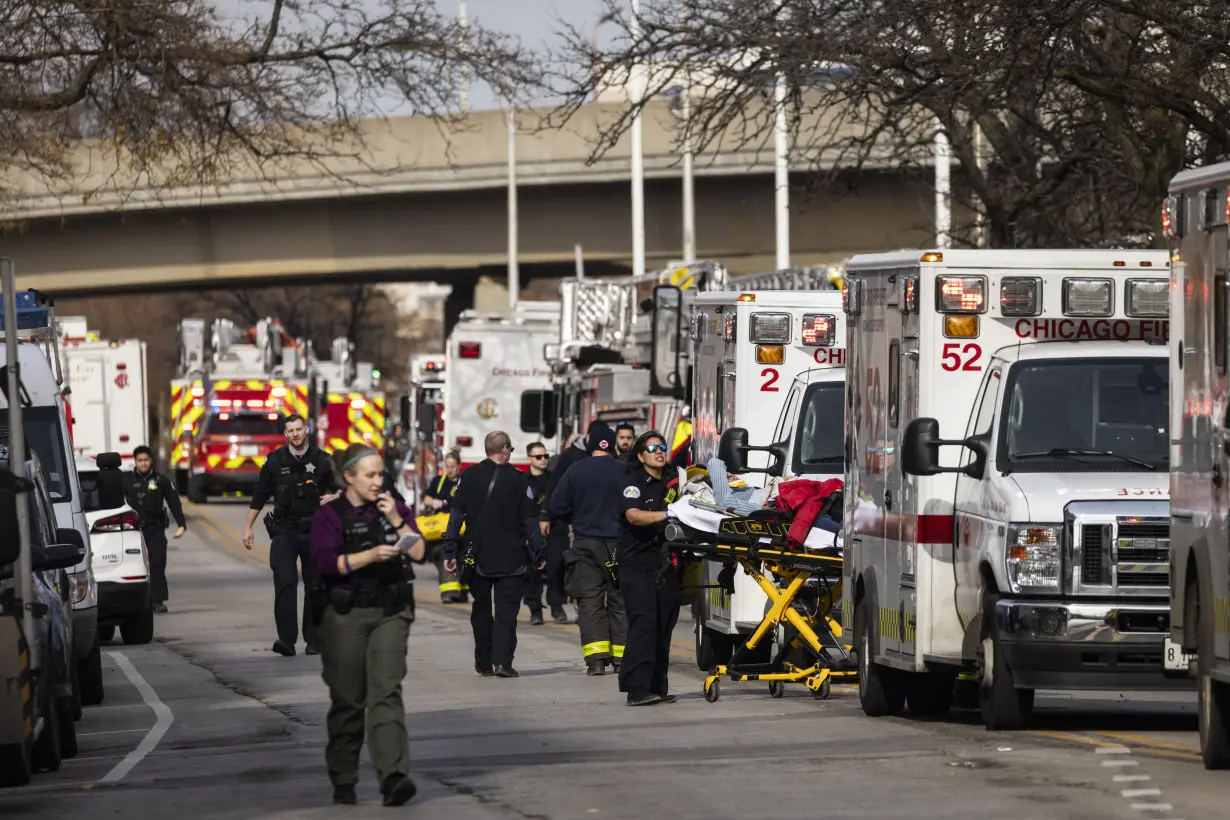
top-left (1162, 166), bottom-right (1230, 769)
top-left (58, 317), bottom-right (149, 467)
top-left (690, 288), bottom-right (847, 668)
top-left (444, 303), bottom-right (559, 469)
top-left (843, 249), bottom-right (1179, 731)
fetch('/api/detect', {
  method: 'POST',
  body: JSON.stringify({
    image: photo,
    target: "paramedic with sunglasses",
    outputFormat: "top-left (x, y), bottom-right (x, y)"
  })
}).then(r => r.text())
top-left (615, 432), bottom-right (683, 706)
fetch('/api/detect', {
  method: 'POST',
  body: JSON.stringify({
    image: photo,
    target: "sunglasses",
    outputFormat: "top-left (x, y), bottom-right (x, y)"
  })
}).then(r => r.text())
top-left (529, 453), bottom-right (548, 459)
top-left (643, 443), bottom-right (668, 454)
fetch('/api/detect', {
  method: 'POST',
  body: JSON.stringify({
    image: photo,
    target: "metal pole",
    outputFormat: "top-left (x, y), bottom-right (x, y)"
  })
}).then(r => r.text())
top-left (507, 106), bottom-right (519, 309)
top-left (774, 70), bottom-right (790, 269)
top-left (458, 0), bottom-right (469, 113)
top-left (973, 120), bottom-right (985, 247)
top-left (574, 243), bottom-right (586, 280)
top-left (681, 89), bottom-right (696, 263)
top-left (934, 126), bottom-right (952, 249)
top-left (1, 259), bottom-right (38, 671)
top-left (630, 0), bottom-right (646, 277)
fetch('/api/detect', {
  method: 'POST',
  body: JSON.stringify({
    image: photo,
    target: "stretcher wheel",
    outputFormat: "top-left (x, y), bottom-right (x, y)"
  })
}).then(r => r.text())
top-left (704, 679), bottom-right (720, 703)
top-left (812, 677), bottom-right (832, 700)
top-left (768, 681), bottom-right (784, 699)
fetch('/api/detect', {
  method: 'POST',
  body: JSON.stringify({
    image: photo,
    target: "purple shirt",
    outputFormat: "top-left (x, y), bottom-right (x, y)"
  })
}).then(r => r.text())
top-left (310, 499), bottom-right (418, 578)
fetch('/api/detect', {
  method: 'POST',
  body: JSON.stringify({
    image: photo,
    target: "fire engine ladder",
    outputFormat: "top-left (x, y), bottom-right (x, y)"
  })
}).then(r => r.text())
top-left (726, 265), bottom-right (844, 292)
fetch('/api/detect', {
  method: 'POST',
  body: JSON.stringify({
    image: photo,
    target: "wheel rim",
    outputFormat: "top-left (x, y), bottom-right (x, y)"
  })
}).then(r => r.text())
top-left (979, 636), bottom-right (994, 688)
top-left (1201, 671), bottom-right (1211, 747)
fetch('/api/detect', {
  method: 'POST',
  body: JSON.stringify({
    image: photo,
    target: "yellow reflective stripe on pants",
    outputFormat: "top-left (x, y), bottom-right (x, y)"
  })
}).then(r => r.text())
top-left (440, 582), bottom-right (462, 593)
top-left (611, 644), bottom-right (625, 659)
top-left (582, 640), bottom-right (611, 657)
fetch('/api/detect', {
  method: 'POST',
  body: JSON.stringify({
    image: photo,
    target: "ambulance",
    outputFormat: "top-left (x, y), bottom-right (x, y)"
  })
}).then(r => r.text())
top-left (1162, 165), bottom-right (1230, 768)
top-left (57, 317), bottom-right (148, 467)
top-left (690, 271), bottom-right (846, 669)
top-left (444, 302), bottom-right (558, 470)
top-left (841, 249), bottom-right (1179, 731)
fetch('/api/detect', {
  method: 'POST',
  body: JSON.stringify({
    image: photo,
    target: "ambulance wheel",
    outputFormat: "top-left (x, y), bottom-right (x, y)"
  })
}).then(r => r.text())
top-left (1198, 603), bottom-right (1230, 768)
top-left (978, 592), bottom-right (1034, 731)
top-left (768, 680), bottom-right (784, 698)
top-left (32, 684), bottom-right (63, 773)
top-left (78, 636), bottom-right (105, 706)
top-left (855, 597), bottom-right (905, 717)
top-left (704, 679), bottom-right (720, 703)
top-left (694, 619), bottom-right (733, 671)
top-left (0, 741), bottom-right (32, 787)
top-left (57, 693), bottom-right (78, 759)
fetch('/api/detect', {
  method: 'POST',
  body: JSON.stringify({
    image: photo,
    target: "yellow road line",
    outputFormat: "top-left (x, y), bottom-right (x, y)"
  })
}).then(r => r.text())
top-left (1033, 729), bottom-right (1203, 762)
top-left (1090, 730), bottom-right (1200, 753)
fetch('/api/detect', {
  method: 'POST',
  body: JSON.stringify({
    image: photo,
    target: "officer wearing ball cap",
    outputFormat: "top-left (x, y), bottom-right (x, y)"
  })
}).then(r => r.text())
top-left (546, 424), bottom-right (629, 674)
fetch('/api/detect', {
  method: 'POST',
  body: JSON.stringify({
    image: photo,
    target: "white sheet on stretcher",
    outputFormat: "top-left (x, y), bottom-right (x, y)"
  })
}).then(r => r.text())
top-left (668, 498), bottom-right (842, 552)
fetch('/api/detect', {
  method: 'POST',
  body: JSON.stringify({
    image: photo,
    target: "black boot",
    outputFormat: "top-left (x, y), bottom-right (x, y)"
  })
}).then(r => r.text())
top-left (332, 784), bottom-right (357, 805)
top-left (529, 610), bottom-right (544, 626)
top-left (586, 660), bottom-right (606, 676)
top-left (551, 606), bottom-right (568, 623)
top-left (381, 774), bottom-right (418, 807)
top-left (627, 688), bottom-right (662, 706)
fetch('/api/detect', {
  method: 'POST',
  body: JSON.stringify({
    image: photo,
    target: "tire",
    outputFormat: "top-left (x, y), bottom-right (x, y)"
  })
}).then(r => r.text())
top-left (99, 624), bottom-right (116, 642)
top-left (855, 597), bottom-right (905, 716)
top-left (122, 609), bottom-right (156, 645)
top-left (0, 741), bottom-right (32, 787)
top-left (1197, 595), bottom-right (1230, 769)
top-left (694, 619), bottom-right (733, 671)
top-left (32, 685), bottom-right (62, 773)
top-left (78, 636), bottom-right (105, 707)
top-left (69, 657), bottom-right (82, 721)
top-left (906, 671), bottom-right (956, 717)
top-left (188, 479), bottom-right (206, 504)
top-left (978, 591), bottom-right (1033, 730)
top-left (57, 695), bottom-right (78, 759)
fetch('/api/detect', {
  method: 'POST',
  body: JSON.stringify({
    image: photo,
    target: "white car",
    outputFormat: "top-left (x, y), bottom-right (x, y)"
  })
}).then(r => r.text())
top-left (75, 454), bottom-right (154, 645)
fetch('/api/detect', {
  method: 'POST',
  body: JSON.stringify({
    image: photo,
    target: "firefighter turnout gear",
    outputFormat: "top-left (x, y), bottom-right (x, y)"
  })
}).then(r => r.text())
top-left (124, 468), bottom-right (187, 608)
top-left (423, 473), bottom-right (466, 602)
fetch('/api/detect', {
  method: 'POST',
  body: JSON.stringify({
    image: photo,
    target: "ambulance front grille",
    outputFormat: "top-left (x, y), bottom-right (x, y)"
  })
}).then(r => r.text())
top-left (1074, 516), bottom-right (1170, 595)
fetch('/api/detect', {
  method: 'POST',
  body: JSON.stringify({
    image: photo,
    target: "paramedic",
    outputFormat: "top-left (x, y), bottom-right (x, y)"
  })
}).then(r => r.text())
top-left (424, 452), bottom-right (465, 604)
top-left (617, 432), bottom-right (683, 706)
top-left (442, 431), bottom-right (545, 677)
top-left (244, 414), bottom-right (339, 657)
top-left (522, 441), bottom-right (552, 625)
top-left (309, 444), bottom-right (425, 807)
top-left (546, 425), bottom-right (628, 675)
top-left (539, 421), bottom-right (604, 623)
top-left (615, 422), bottom-right (636, 458)
top-left (125, 446), bottom-right (187, 614)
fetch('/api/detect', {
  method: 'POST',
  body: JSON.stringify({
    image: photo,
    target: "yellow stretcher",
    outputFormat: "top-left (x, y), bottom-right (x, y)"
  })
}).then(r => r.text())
top-left (667, 515), bottom-right (856, 703)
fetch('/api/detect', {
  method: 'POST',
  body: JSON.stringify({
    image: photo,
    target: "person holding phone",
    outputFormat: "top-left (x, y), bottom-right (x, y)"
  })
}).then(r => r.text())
top-left (309, 443), bottom-right (426, 807)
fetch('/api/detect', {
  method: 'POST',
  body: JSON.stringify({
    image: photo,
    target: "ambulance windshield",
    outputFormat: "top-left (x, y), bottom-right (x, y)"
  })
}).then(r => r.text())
top-left (1000, 358), bottom-right (1168, 472)
top-left (793, 381), bottom-right (845, 473)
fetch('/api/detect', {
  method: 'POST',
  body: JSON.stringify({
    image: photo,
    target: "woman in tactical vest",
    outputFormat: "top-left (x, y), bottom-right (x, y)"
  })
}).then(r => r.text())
top-left (309, 443), bottom-right (426, 807)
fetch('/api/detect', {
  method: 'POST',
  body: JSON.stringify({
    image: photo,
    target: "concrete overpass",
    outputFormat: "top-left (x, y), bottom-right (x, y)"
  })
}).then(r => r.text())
top-left (0, 99), bottom-right (937, 302)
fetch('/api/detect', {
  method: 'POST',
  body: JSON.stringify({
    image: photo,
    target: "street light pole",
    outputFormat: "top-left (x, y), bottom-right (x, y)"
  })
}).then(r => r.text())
top-left (630, 0), bottom-right (646, 277)
top-left (508, 107), bottom-right (519, 309)
top-left (934, 125), bottom-right (952, 249)
top-left (681, 87), bottom-right (696, 262)
top-left (458, 0), bottom-right (469, 112)
top-left (773, 69), bottom-right (790, 269)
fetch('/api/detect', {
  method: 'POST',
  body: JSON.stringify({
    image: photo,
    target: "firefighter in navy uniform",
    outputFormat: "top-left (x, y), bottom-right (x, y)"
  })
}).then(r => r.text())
top-left (616, 431), bottom-right (684, 706)
top-left (309, 444), bottom-right (425, 807)
top-left (125, 445), bottom-right (187, 614)
top-left (243, 414), bottom-right (339, 657)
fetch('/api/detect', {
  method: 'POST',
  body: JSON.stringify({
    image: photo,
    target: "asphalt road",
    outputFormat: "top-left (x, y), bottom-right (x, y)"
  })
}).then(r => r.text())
top-left (0, 496), bottom-right (1223, 819)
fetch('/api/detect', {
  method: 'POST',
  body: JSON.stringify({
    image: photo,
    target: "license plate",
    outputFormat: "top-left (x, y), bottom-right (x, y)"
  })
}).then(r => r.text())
top-left (239, 445), bottom-right (260, 456)
top-left (1164, 637), bottom-right (1193, 671)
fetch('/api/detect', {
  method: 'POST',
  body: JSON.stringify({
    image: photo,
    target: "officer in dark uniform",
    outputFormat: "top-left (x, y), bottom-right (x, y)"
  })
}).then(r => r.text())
top-left (309, 443), bottom-right (425, 807)
top-left (243, 413), bottom-right (339, 657)
top-left (616, 431), bottom-right (683, 706)
top-left (423, 452), bottom-right (464, 603)
top-left (125, 445), bottom-right (187, 614)
top-left (538, 421), bottom-right (604, 624)
top-left (521, 441), bottom-right (552, 625)
top-left (546, 425), bottom-right (629, 675)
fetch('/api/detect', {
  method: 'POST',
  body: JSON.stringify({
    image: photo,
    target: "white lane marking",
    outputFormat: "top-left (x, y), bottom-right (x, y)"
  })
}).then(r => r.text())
top-left (1122, 789), bottom-right (1162, 798)
top-left (1102, 758), bottom-right (1139, 766)
top-left (1095, 745), bottom-right (1177, 817)
top-left (98, 652), bottom-right (175, 785)
top-left (1097, 746), bottom-right (1133, 754)
top-left (1115, 775), bottom-right (1152, 783)
top-left (1129, 805), bottom-right (1173, 812)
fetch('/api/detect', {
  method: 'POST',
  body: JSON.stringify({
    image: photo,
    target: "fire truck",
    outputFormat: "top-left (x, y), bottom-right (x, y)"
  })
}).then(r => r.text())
top-left (444, 302), bottom-right (559, 470)
top-left (1163, 165), bottom-right (1230, 768)
top-left (689, 266), bottom-right (846, 669)
top-left (524, 262), bottom-right (730, 459)
top-left (168, 318), bottom-right (311, 501)
top-left (309, 337), bottom-right (387, 455)
top-left (57, 317), bottom-right (148, 468)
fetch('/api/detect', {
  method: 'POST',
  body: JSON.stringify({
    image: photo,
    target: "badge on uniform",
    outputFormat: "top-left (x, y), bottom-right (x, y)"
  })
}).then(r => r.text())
top-left (623, 486), bottom-right (641, 499)
top-left (148, 481), bottom-right (158, 491)
top-left (526, 486), bottom-right (534, 499)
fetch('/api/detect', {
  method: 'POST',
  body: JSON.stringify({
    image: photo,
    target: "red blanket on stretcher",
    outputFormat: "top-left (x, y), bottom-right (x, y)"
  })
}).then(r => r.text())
top-left (774, 478), bottom-right (844, 547)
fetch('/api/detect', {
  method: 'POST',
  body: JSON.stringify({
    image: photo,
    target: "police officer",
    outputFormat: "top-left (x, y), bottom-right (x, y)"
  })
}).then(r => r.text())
top-left (522, 441), bottom-right (552, 625)
top-left (423, 452), bottom-right (464, 603)
top-left (546, 425), bottom-right (629, 675)
top-left (125, 446), bottom-right (187, 614)
top-left (309, 443), bottom-right (425, 807)
top-left (243, 414), bottom-right (339, 657)
top-left (538, 421), bottom-right (604, 624)
top-left (442, 431), bottom-right (545, 678)
top-left (616, 431), bottom-right (684, 705)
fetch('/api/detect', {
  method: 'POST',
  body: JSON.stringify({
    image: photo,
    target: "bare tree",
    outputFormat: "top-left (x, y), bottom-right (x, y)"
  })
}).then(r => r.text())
top-left (0, 0), bottom-right (542, 203)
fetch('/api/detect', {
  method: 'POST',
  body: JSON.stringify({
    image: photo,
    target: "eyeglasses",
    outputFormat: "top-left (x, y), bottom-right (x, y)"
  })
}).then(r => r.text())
top-left (643, 443), bottom-right (668, 454)
top-left (529, 453), bottom-right (548, 460)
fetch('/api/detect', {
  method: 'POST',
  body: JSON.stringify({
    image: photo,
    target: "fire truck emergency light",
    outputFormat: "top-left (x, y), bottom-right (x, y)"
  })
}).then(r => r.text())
top-left (459, 342), bottom-right (481, 359)
top-left (755, 345), bottom-right (785, 364)
top-left (350, 398), bottom-right (367, 410)
top-left (801, 314), bottom-right (836, 346)
top-left (749, 313), bottom-right (791, 344)
top-left (936, 276), bottom-right (986, 313)
top-left (1125, 279), bottom-right (1168, 317)
top-left (737, 293), bottom-right (756, 303)
top-left (999, 277), bottom-right (1042, 317)
top-left (1062, 278), bottom-right (1113, 317)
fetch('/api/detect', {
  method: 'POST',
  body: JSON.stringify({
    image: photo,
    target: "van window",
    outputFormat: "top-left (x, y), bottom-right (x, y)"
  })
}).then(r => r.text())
top-left (200, 413), bottom-right (282, 437)
top-left (969, 369), bottom-right (1002, 438)
top-left (0, 406), bottom-right (73, 502)
top-left (774, 382), bottom-right (802, 446)
top-left (791, 382), bottom-right (845, 475)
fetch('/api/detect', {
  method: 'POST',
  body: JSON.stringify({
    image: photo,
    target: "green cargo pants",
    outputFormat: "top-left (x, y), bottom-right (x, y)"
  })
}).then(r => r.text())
top-left (319, 604), bottom-right (414, 787)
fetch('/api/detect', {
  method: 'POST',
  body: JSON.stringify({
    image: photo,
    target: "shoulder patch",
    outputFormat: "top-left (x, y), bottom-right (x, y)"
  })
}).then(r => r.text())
top-left (623, 486), bottom-right (641, 499)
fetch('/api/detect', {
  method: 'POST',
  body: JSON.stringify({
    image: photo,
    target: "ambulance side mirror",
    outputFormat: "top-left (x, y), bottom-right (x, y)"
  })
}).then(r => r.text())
top-left (718, 428), bottom-right (786, 477)
top-left (901, 418), bottom-right (986, 478)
